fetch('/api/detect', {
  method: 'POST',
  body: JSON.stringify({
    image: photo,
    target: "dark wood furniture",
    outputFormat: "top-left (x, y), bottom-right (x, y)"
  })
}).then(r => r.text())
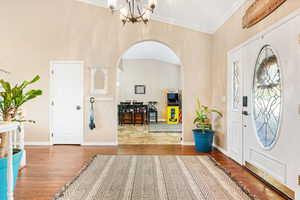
top-left (118, 104), bottom-right (134, 125)
top-left (118, 102), bottom-right (148, 125)
top-left (133, 104), bottom-right (147, 125)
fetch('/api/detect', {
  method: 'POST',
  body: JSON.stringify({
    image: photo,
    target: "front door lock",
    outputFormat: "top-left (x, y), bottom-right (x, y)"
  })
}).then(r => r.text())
top-left (76, 105), bottom-right (81, 110)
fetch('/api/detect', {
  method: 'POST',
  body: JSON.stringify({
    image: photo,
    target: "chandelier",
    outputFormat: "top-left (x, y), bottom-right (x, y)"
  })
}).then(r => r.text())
top-left (108, 0), bottom-right (158, 25)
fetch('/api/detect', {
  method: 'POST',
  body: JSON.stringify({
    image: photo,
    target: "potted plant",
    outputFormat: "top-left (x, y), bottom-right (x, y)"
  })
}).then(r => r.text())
top-left (0, 75), bottom-right (42, 200)
top-left (192, 99), bottom-right (222, 152)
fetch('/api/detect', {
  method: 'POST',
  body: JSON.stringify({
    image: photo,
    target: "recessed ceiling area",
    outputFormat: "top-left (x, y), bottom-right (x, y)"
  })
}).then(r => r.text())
top-left (122, 41), bottom-right (180, 65)
top-left (77, 0), bottom-right (246, 33)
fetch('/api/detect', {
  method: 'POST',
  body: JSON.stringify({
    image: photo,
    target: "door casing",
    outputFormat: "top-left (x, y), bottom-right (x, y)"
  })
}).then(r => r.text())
top-left (49, 61), bottom-right (84, 145)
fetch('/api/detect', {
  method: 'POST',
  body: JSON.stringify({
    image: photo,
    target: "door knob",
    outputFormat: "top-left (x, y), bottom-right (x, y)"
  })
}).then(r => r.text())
top-left (76, 105), bottom-right (81, 110)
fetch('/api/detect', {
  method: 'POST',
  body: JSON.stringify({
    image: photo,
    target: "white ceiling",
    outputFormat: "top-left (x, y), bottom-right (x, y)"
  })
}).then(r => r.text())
top-left (122, 41), bottom-right (181, 65)
top-left (77, 0), bottom-right (246, 33)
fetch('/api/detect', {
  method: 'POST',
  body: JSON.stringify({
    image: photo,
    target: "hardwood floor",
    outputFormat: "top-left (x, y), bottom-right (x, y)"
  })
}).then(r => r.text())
top-left (15, 145), bottom-right (287, 200)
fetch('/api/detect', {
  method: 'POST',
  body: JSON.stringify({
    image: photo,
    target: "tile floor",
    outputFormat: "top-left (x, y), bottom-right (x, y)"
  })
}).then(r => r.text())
top-left (118, 124), bottom-right (181, 144)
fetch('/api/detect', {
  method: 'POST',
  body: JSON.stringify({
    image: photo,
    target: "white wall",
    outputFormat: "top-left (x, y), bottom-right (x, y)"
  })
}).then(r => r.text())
top-left (118, 59), bottom-right (181, 119)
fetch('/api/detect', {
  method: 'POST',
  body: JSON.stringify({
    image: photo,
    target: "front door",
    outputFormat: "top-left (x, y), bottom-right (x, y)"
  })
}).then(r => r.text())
top-left (50, 61), bottom-right (84, 144)
top-left (242, 24), bottom-right (296, 198)
top-left (228, 15), bottom-right (300, 199)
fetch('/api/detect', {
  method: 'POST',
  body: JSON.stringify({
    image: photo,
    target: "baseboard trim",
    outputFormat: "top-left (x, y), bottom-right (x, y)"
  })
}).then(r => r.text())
top-left (25, 142), bottom-right (51, 146)
top-left (213, 144), bottom-right (228, 156)
top-left (82, 142), bottom-right (118, 146)
top-left (182, 141), bottom-right (195, 146)
top-left (25, 142), bottom-right (118, 146)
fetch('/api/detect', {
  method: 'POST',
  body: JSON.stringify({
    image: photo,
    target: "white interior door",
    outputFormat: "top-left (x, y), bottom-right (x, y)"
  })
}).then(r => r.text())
top-left (227, 50), bottom-right (244, 164)
top-left (50, 61), bottom-right (84, 144)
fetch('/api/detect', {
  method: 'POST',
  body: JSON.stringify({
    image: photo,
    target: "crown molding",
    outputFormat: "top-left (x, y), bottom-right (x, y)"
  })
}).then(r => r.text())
top-left (212, 0), bottom-right (247, 33)
top-left (151, 14), bottom-right (214, 34)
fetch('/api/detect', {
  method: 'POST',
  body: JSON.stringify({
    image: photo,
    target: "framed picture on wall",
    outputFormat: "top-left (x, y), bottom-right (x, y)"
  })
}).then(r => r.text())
top-left (135, 85), bottom-right (146, 94)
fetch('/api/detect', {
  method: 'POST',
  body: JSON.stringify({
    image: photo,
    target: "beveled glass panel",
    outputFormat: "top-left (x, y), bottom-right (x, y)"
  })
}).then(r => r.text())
top-left (253, 45), bottom-right (281, 148)
top-left (233, 61), bottom-right (240, 111)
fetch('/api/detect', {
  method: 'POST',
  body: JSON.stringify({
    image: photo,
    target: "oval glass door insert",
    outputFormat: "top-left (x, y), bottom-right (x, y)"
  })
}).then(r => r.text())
top-left (253, 45), bottom-right (281, 148)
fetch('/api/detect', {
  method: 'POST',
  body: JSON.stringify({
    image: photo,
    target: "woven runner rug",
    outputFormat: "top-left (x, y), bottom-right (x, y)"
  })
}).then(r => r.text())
top-left (54, 155), bottom-right (255, 200)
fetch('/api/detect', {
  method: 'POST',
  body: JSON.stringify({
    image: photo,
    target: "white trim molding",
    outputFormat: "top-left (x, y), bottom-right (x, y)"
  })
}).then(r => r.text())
top-left (212, 0), bottom-right (247, 33)
top-left (182, 141), bottom-right (195, 146)
top-left (82, 142), bottom-right (118, 146)
top-left (25, 142), bottom-right (51, 146)
top-left (213, 144), bottom-right (228, 156)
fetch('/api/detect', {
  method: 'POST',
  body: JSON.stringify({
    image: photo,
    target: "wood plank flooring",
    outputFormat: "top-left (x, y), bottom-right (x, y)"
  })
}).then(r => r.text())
top-left (15, 145), bottom-right (287, 200)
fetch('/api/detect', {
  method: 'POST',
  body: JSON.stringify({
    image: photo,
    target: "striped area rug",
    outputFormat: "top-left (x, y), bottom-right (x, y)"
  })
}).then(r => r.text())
top-left (54, 156), bottom-right (255, 200)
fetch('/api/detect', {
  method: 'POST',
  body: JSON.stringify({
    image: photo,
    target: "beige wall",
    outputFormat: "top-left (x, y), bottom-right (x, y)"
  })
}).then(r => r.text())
top-left (118, 59), bottom-right (181, 119)
top-left (0, 0), bottom-right (212, 144)
top-left (211, 0), bottom-right (300, 149)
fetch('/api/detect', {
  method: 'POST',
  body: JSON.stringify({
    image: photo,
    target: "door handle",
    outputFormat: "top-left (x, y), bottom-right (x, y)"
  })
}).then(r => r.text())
top-left (76, 105), bottom-right (81, 110)
top-left (242, 111), bottom-right (249, 116)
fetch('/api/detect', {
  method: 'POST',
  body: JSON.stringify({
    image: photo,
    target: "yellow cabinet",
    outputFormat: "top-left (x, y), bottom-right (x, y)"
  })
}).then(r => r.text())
top-left (167, 106), bottom-right (179, 124)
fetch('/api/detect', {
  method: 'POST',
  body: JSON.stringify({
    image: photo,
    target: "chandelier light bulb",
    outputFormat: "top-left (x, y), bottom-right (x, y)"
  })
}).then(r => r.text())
top-left (148, 0), bottom-right (157, 10)
top-left (143, 9), bottom-right (151, 21)
top-left (108, 0), bottom-right (117, 10)
top-left (120, 13), bottom-right (126, 20)
top-left (120, 7), bottom-right (128, 16)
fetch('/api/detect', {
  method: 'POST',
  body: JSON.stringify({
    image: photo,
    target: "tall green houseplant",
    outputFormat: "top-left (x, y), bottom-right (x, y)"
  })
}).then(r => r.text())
top-left (193, 99), bottom-right (223, 132)
top-left (0, 75), bottom-right (42, 158)
top-left (192, 99), bottom-right (223, 152)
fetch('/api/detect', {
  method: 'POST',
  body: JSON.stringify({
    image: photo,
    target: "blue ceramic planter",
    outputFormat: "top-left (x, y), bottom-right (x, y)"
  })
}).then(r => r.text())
top-left (193, 129), bottom-right (215, 152)
top-left (0, 149), bottom-right (23, 200)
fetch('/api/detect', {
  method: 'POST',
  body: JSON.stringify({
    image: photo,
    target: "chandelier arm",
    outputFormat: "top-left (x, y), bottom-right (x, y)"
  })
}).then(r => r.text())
top-left (132, 0), bottom-right (135, 16)
top-left (127, 1), bottom-right (132, 18)
top-left (135, 15), bottom-right (147, 24)
top-left (110, 0), bottom-right (155, 25)
top-left (137, 5), bottom-right (143, 16)
top-left (131, 0), bottom-right (135, 18)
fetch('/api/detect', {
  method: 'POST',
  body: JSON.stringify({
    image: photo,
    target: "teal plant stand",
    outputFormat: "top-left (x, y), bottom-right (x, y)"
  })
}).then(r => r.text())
top-left (0, 150), bottom-right (23, 200)
top-left (193, 129), bottom-right (215, 153)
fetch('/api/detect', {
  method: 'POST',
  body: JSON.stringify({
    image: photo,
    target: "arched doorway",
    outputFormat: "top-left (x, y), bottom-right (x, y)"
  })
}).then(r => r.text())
top-left (116, 41), bottom-right (184, 145)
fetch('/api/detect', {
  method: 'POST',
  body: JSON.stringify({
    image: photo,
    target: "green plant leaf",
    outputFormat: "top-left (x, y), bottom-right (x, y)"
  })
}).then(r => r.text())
top-left (209, 109), bottom-right (223, 117)
top-left (0, 75), bottom-right (42, 122)
top-left (193, 98), bottom-right (223, 129)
